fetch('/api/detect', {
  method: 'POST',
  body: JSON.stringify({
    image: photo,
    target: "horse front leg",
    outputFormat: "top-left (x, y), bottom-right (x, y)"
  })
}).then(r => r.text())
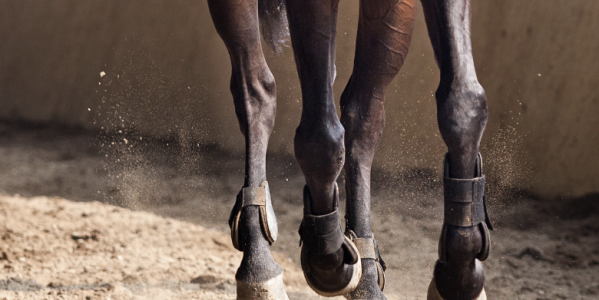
top-left (208, 1), bottom-right (287, 299)
top-left (340, 0), bottom-right (417, 299)
top-left (286, 0), bottom-right (363, 296)
top-left (421, 0), bottom-right (491, 299)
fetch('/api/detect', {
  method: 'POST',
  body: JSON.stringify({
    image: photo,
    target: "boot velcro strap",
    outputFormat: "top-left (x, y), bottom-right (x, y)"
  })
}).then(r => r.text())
top-left (242, 185), bottom-right (267, 206)
top-left (353, 238), bottom-right (376, 259)
top-left (352, 235), bottom-right (387, 290)
top-left (229, 182), bottom-right (278, 251)
top-left (299, 210), bottom-right (344, 255)
top-left (352, 237), bottom-right (387, 269)
top-left (443, 175), bottom-right (487, 227)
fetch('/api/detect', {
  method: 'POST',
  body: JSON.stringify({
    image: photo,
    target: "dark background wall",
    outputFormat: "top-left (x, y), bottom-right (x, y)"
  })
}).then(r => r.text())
top-left (1, 0), bottom-right (597, 199)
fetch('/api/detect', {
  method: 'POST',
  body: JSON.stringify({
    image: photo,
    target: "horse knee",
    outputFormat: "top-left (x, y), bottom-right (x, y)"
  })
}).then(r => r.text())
top-left (436, 82), bottom-right (488, 154)
top-left (294, 121), bottom-right (345, 184)
top-left (230, 67), bottom-right (277, 136)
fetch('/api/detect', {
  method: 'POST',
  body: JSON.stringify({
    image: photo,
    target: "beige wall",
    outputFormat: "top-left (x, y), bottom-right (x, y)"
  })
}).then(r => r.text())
top-left (0, 1), bottom-right (597, 199)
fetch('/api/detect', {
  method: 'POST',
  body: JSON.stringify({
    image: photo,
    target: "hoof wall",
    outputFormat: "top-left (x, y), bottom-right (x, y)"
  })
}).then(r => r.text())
top-left (237, 273), bottom-right (289, 300)
top-left (427, 279), bottom-right (486, 300)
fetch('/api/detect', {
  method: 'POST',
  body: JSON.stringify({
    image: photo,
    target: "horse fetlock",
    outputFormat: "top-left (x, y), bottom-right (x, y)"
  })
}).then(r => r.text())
top-left (234, 206), bottom-right (282, 283)
top-left (234, 203), bottom-right (283, 287)
top-left (440, 224), bottom-right (483, 264)
top-left (433, 224), bottom-right (485, 300)
top-left (229, 184), bottom-right (280, 284)
top-left (237, 207), bottom-right (270, 249)
top-left (432, 256), bottom-right (485, 300)
top-left (230, 182), bottom-right (278, 250)
top-left (237, 251), bottom-right (282, 285)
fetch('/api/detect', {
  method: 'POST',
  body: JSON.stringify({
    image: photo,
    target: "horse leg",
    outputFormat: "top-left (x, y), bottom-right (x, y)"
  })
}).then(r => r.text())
top-left (208, 1), bottom-right (287, 299)
top-left (341, 0), bottom-right (417, 299)
top-left (286, 0), bottom-right (362, 296)
top-left (421, 0), bottom-right (491, 299)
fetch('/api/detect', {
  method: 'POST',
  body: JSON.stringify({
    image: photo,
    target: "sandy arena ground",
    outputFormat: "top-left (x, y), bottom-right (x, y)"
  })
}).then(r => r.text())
top-left (0, 195), bottom-right (318, 300)
top-left (0, 123), bottom-right (597, 299)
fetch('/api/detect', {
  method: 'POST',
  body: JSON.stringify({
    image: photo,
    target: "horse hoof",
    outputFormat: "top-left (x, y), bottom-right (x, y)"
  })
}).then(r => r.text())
top-left (344, 259), bottom-right (386, 300)
top-left (237, 273), bottom-right (289, 300)
top-left (427, 278), bottom-right (487, 300)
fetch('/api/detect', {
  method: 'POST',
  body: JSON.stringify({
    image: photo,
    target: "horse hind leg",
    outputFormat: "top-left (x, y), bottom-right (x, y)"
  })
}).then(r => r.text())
top-left (207, 1), bottom-right (287, 299)
top-left (341, 0), bottom-right (417, 299)
top-left (421, 0), bottom-right (491, 299)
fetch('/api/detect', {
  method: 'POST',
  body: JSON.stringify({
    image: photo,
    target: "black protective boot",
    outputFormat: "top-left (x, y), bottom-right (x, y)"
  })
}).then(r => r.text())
top-left (299, 183), bottom-right (362, 297)
top-left (428, 153), bottom-right (493, 300)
